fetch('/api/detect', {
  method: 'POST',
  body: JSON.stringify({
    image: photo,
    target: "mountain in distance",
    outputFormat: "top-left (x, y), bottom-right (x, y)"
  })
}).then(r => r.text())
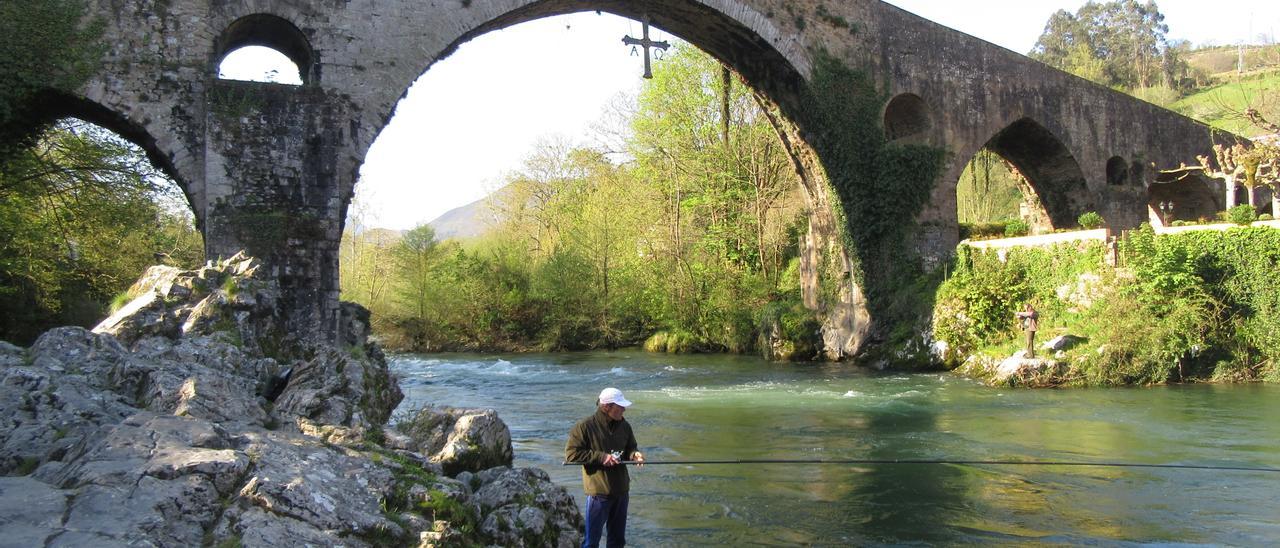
top-left (427, 185), bottom-right (510, 241)
top-left (360, 227), bottom-right (405, 246)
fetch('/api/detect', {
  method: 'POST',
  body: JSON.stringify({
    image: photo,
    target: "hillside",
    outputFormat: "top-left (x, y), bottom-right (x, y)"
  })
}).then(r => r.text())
top-left (427, 185), bottom-right (512, 241)
top-left (1168, 44), bottom-right (1280, 137)
top-left (1168, 70), bottom-right (1280, 137)
top-left (1185, 44), bottom-right (1280, 76)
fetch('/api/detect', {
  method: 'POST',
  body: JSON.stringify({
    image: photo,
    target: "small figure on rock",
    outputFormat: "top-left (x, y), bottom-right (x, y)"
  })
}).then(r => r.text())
top-left (566, 387), bottom-right (645, 548)
top-left (1016, 302), bottom-right (1040, 358)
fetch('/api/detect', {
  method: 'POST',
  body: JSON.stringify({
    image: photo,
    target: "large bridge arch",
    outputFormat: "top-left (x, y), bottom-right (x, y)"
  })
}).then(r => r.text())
top-left (346, 3), bottom-right (871, 355)
top-left (13, 92), bottom-right (200, 225)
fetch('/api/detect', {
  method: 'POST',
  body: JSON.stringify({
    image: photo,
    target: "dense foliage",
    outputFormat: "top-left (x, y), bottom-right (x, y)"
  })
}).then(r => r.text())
top-left (341, 45), bottom-right (812, 355)
top-left (0, 0), bottom-right (103, 158)
top-left (0, 121), bottom-right (204, 345)
top-left (935, 226), bottom-right (1280, 385)
top-left (1030, 0), bottom-right (1193, 91)
top-left (956, 149), bottom-right (1022, 225)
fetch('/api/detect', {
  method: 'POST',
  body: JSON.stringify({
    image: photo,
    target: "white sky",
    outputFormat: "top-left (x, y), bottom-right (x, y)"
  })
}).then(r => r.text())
top-left (218, 1), bottom-right (1279, 232)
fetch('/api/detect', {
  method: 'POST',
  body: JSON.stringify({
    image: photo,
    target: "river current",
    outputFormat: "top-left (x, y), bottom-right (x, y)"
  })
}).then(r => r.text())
top-left (391, 351), bottom-right (1280, 546)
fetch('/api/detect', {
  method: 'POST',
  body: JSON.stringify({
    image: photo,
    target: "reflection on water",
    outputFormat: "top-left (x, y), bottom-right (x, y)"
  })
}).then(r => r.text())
top-left (392, 351), bottom-right (1280, 546)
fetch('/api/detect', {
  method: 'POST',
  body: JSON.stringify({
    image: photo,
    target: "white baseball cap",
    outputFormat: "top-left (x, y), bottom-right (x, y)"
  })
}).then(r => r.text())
top-left (598, 387), bottom-right (632, 407)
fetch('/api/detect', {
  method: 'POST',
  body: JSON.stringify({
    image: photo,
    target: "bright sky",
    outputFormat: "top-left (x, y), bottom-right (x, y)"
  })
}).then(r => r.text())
top-left (218, 1), bottom-right (1279, 232)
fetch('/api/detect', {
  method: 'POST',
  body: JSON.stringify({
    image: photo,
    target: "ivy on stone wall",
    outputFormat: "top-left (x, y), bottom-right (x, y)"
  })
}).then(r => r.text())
top-left (798, 51), bottom-right (948, 349)
top-left (221, 205), bottom-right (326, 259)
top-left (0, 0), bottom-right (104, 157)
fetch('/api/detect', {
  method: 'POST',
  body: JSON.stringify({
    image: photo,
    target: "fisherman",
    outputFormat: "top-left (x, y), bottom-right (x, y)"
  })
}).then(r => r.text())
top-left (1016, 302), bottom-right (1039, 358)
top-left (566, 387), bottom-right (644, 548)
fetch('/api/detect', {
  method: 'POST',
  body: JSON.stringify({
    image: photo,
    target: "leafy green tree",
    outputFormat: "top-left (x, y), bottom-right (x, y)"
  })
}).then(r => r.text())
top-left (956, 149), bottom-right (1023, 224)
top-left (628, 43), bottom-right (805, 348)
top-left (1031, 1), bottom-right (1172, 89)
top-left (0, 121), bottom-right (202, 344)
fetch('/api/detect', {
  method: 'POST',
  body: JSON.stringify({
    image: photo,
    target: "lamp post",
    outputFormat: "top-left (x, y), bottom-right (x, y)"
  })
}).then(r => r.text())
top-left (1158, 201), bottom-right (1175, 225)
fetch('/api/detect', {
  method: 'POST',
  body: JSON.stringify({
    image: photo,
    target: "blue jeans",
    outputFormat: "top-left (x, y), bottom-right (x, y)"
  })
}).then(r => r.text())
top-left (582, 493), bottom-right (629, 548)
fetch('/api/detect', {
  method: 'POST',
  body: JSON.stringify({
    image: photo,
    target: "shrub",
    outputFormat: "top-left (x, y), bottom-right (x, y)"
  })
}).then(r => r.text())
top-left (1004, 219), bottom-right (1030, 237)
top-left (959, 221), bottom-right (1009, 240)
top-left (643, 330), bottom-right (700, 353)
top-left (1259, 214), bottom-right (1274, 221)
top-left (1226, 204), bottom-right (1257, 225)
top-left (1077, 211), bottom-right (1104, 230)
top-left (108, 291), bottom-right (134, 314)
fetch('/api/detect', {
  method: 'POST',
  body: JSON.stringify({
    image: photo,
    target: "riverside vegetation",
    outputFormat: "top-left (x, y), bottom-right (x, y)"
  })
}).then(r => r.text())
top-left (935, 225), bottom-right (1280, 387)
top-left (342, 44), bottom-right (819, 356)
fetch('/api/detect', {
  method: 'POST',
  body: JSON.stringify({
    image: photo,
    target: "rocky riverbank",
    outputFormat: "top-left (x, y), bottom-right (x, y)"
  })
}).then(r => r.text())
top-left (0, 253), bottom-right (582, 547)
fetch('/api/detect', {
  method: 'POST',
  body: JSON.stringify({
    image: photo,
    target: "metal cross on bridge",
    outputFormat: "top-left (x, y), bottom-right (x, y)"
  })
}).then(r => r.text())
top-left (622, 16), bottom-right (670, 79)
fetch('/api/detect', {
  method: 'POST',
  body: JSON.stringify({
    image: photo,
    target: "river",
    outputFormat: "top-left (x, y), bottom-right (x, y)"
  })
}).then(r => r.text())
top-left (391, 350), bottom-right (1280, 546)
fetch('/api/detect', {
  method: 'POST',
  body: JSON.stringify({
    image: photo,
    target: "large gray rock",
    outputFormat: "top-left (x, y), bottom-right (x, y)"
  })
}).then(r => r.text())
top-left (123, 336), bottom-right (276, 426)
top-left (993, 354), bottom-right (1064, 386)
top-left (273, 344), bottom-right (402, 434)
top-left (2, 257), bottom-right (572, 546)
top-left (225, 429), bottom-right (401, 537)
top-left (37, 412), bottom-right (247, 547)
top-left (472, 466), bottom-right (583, 548)
top-left (398, 406), bottom-right (513, 476)
top-left (94, 252), bottom-right (282, 355)
top-left (0, 476), bottom-right (67, 547)
top-left (0, 328), bottom-right (137, 476)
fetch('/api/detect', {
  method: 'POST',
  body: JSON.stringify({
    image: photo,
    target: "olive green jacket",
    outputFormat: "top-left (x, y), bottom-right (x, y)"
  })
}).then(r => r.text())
top-left (566, 409), bottom-right (638, 496)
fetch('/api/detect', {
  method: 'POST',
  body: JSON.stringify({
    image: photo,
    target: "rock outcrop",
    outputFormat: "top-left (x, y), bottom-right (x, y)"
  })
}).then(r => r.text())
top-left (398, 406), bottom-right (514, 476)
top-left (0, 255), bottom-right (582, 547)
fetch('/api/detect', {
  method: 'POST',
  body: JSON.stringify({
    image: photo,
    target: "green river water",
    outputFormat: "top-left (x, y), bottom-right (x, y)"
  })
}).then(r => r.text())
top-left (391, 351), bottom-right (1280, 546)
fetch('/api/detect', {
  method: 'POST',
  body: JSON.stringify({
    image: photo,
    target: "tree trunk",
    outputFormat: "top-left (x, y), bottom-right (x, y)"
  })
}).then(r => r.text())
top-left (1225, 176), bottom-right (1237, 210)
top-left (1272, 188), bottom-right (1280, 218)
top-left (721, 65), bottom-right (731, 148)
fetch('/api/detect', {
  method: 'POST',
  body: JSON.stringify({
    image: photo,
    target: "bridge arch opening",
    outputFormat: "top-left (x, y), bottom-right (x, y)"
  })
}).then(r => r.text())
top-left (343, 7), bottom-right (848, 354)
top-left (1106, 156), bottom-right (1129, 185)
top-left (219, 46), bottom-right (304, 86)
top-left (981, 117), bottom-right (1094, 230)
top-left (883, 93), bottom-right (931, 143)
top-left (214, 14), bottom-right (312, 85)
top-left (1148, 171), bottom-right (1220, 226)
top-left (0, 111), bottom-right (203, 344)
top-left (12, 92), bottom-right (197, 219)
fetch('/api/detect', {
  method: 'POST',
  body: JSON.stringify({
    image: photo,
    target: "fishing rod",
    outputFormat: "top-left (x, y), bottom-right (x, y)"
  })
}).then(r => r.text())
top-left (562, 458), bottom-right (1280, 474)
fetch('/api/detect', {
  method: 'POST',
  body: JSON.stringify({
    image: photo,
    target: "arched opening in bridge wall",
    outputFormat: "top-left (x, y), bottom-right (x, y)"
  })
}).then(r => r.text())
top-left (13, 93), bottom-right (197, 220)
top-left (214, 14), bottom-right (312, 85)
top-left (1106, 156), bottom-right (1129, 186)
top-left (341, 5), bottom-right (860, 356)
top-left (1148, 171), bottom-right (1221, 226)
top-left (883, 93), bottom-right (931, 143)
top-left (954, 147), bottom-right (1048, 237)
top-left (980, 117), bottom-right (1095, 231)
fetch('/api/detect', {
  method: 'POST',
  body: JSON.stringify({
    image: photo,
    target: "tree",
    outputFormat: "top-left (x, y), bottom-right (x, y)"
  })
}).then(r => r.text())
top-left (394, 225), bottom-right (444, 326)
top-left (628, 43), bottom-right (805, 349)
top-left (339, 190), bottom-right (395, 323)
top-left (957, 149), bottom-right (1024, 223)
top-left (1031, 1), bottom-right (1171, 90)
top-left (0, 121), bottom-right (202, 344)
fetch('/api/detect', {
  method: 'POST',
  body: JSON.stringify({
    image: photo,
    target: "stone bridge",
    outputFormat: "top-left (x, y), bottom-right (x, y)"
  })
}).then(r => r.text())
top-left (38, 0), bottom-right (1223, 349)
